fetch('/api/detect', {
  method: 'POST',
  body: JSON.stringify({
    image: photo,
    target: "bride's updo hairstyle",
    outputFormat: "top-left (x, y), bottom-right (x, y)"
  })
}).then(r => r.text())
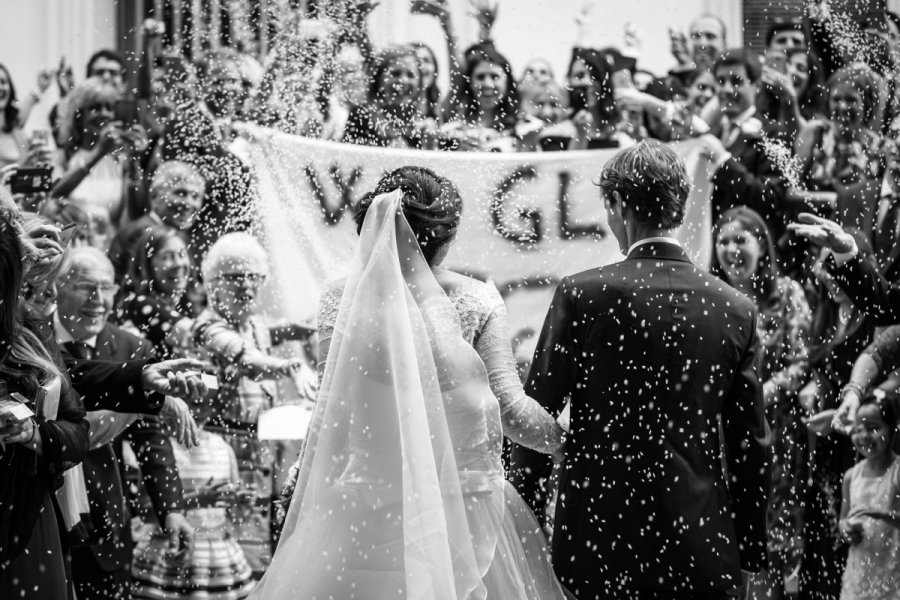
top-left (354, 166), bottom-right (462, 264)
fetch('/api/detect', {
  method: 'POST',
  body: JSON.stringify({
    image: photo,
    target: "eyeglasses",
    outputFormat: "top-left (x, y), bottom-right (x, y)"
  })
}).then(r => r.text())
top-left (217, 272), bottom-right (266, 285)
top-left (70, 281), bottom-right (119, 296)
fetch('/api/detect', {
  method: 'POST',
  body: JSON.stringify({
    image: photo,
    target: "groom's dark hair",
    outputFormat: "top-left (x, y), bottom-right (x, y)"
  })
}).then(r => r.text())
top-left (597, 140), bottom-right (690, 230)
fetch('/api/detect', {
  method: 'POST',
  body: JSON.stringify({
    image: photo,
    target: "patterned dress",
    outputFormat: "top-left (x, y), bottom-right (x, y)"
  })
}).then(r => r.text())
top-left (132, 431), bottom-right (255, 599)
top-left (758, 277), bottom-right (812, 582)
top-left (840, 456), bottom-right (900, 600)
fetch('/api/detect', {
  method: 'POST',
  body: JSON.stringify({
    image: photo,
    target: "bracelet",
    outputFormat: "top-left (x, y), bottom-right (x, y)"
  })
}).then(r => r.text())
top-left (24, 421), bottom-right (37, 445)
top-left (842, 382), bottom-right (864, 399)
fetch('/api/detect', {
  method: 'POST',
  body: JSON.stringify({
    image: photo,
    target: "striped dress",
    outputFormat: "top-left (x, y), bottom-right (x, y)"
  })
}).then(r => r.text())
top-left (131, 431), bottom-right (256, 599)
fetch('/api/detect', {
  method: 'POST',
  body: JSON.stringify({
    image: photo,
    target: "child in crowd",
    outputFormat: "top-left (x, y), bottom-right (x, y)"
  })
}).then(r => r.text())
top-left (840, 392), bottom-right (900, 600)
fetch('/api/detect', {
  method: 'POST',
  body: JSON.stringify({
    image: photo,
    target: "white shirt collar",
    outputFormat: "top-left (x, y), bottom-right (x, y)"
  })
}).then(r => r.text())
top-left (627, 236), bottom-right (682, 256)
top-left (53, 313), bottom-right (98, 348)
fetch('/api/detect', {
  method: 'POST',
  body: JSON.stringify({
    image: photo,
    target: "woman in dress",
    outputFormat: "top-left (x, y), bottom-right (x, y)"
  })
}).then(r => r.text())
top-left (120, 226), bottom-right (195, 359)
top-left (710, 206), bottom-right (812, 598)
top-left (256, 167), bottom-right (567, 599)
top-left (0, 207), bottom-right (90, 599)
top-left (795, 63), bottom-right (886, 234)
top-left (343, 46), bottom-right (438, 149)
top-left (440, 45), bottom-right (520, 152)
top-left (52, 77), bottom-right (148, 236)
top-left (799, 234), bottom-right (876, 598)
top-left (131, 387), bottom-right (256, 600)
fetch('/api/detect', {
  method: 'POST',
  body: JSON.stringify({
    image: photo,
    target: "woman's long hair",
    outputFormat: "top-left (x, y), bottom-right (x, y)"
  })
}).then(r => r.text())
top-left (790, 49), bottom-right (826, 120)
top-left (124, 225), bottom-right (191, 298)
top-left (567, 47), bottom-right (618, 130)
top-left (710, 207), bottom-right (781, 302)
top-left (459, 44), bottom-right (520, 132)
top-left (58, 77), bottom-right (120, 155)
top-left (0, 213), bottom-right (63, 393)
top-left (0, 63), bottom-right (20, 134)
top-left (410, 42), bottom-right (441, 119)
top-left (826, 63), bottom-right (884, 131)
top-left (367, 46), bottom-right (423, 111)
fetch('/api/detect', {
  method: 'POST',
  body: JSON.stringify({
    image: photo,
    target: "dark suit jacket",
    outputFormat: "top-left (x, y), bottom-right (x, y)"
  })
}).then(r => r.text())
top-left (509, 242), bottom-right (769, 598)
top-left (73, 324), bottom-right (184, 572)
top-left (62, 354), bottom-right (165, 414)
top-left (832, 252), bottom-right (900, 326)
top-left (712, 132), bottom-right (786, 234)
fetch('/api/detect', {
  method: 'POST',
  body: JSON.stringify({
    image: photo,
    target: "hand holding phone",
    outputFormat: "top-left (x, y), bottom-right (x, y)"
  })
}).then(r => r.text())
top-left (10, 167), bottom-right (53, 194)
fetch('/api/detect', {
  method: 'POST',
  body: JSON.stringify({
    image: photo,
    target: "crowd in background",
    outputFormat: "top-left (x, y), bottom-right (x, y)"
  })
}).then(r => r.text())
top-left (4, 0), bottom-right (900, 598)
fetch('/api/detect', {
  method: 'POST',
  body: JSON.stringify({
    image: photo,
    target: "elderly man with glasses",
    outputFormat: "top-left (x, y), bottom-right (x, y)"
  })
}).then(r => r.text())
top-left (54, 246), bottom-right (196, 600)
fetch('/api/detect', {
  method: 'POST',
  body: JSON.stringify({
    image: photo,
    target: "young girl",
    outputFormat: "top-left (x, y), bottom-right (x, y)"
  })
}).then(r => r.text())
top-left (840, 392), bottom-right (900, 599)
top-left (131, 394), bottom-right (256, 599)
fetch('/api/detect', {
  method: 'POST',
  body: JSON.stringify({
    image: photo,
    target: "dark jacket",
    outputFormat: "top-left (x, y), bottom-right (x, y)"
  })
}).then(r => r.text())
top-left (67, 323), bottom-right (184, 572)
top-left (509, 242), bottom-right (769, 598)
top-left (832, 252), bottom-right (900, 326)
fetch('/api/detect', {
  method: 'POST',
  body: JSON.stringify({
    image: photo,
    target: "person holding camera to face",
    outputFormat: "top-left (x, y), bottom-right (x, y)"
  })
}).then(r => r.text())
top-left (51, 77), bottom-right (148, 238)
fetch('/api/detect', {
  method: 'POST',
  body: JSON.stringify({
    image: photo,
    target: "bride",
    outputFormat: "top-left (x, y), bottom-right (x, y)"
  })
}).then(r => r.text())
top-left (251, 167), bottom-right (568, 599)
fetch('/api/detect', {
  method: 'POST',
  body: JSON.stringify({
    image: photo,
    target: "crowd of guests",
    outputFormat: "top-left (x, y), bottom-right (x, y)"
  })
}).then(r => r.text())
top-left (4, 0), bottom-right (900, 598)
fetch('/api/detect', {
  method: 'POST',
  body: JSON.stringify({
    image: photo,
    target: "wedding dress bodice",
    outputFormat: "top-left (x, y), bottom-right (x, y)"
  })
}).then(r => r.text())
top-left (317, 275), bottom-right (563, 456)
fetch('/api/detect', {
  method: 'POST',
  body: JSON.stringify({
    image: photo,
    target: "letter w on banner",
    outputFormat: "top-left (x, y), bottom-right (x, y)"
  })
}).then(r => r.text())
top-left (236, 125), bottom-right (712, 368)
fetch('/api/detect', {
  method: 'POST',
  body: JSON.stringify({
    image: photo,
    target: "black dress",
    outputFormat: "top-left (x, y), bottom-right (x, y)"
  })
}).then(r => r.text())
top-left (800, 308), bottom-right (874, 599)
top-left (0, 333), bottom-right (90, 599)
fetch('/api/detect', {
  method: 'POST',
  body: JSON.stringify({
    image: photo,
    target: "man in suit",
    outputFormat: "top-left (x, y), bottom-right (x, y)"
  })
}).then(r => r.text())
top-left (790, 212), bottom-right (900, 432)
top-left (701, 50), bottom-right (787, 230)
top-left (55, 247), bottom-right (194, 600)
top-left (511, 140), bottom-right (769, 600)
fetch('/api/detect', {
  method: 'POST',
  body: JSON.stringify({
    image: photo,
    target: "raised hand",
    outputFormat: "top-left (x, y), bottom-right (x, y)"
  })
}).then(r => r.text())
top-left (36, 69), bottom-right (53, 95)
top-left (161, 396), bottom-right (200, 448)
top-left (787, 213), bottom-right (857, 254)
top-left (469, 0), bottom-right (498, 33)
top-left (56, 57), bottom-right (74, 97)
top-left (669, 28), bottom-right (690, 66)
top-left (411, 0), bottom-right (449, 20)
top-left (346, 0), bottom-right (380, 26)
top-left (141, 358), bottom-right (212, 402)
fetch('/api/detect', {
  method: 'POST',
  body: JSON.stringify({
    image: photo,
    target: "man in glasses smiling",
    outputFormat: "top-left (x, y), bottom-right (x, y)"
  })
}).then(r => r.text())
top-left (54, 246), bottom-right (196, 599)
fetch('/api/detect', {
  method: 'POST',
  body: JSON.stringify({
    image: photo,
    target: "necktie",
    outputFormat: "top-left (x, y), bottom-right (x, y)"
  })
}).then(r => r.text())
top-left (65, 341), bottom-right (95, 360)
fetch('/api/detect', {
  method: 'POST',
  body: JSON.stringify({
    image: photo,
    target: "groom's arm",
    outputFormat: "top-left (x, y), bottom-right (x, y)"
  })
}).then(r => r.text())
top-left (509, 277), bottom-right (578, 517)
top-left (722, 309), bottom-right (770, 574)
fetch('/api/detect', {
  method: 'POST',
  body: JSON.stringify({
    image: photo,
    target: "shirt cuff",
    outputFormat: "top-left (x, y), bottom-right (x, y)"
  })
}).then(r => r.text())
top-left (708, 152), bottom-right (733, 181)
top-left (831, 241), bottom-right (859, 267)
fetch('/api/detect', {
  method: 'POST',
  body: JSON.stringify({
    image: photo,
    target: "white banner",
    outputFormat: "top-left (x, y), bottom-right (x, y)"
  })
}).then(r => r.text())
top-left (239, 126), bottom-right (713, 360)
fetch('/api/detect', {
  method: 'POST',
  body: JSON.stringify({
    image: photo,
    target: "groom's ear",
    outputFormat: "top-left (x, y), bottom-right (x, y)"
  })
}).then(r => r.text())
top-left (611, 190), bottom-right (627, 214)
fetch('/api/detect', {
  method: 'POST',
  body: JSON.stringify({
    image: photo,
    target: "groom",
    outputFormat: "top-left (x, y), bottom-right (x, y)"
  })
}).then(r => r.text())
top-left (511, 140), bottom-right (769, 600)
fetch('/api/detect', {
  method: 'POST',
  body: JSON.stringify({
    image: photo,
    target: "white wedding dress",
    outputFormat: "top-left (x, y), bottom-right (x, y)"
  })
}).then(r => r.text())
top-left (250, 190), bottom-right (566, 599)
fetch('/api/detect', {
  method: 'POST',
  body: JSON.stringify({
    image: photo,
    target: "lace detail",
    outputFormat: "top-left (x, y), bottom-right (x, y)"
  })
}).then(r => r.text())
top-left (315, 275), bottom-right (563, 456)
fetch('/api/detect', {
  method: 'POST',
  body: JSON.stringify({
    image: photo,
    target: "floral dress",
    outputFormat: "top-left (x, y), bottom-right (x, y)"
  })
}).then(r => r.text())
top-left (758, 276), bottom-right (812, 582)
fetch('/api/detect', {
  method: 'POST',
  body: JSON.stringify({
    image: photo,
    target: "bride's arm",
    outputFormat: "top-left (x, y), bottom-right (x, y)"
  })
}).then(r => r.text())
top-left (476, 292), bottom-right (566, 460)
top-left (278, 283), bottom-right (342, 517)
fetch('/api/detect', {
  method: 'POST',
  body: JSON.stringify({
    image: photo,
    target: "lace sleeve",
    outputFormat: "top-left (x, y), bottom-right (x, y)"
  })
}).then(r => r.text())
top-left (316, 281), bottom-right (344, 379)
top-left (280, 282), bottom-right (344, 521)
top-left (474, 288), bottom-right (564, 457)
